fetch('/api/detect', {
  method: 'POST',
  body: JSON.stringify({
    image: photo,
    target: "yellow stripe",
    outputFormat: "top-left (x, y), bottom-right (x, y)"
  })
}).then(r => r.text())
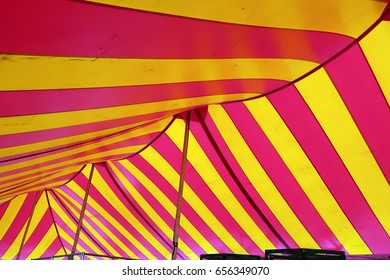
top-left (26, 225), bottom-right (57, 259)
top-left (246, 96), bottom-right (371, 254)
top-left (0, 194), bottom-right (27, 240)
top-left (76, 165), bottom-right (164, 259)
top-left (1, 117), bottom-right (172, 158)
top-left (55, 183), bottom-right (123, 257)
top-left (87, 0), bottom-right (386, 37)
top-left (2, 222), bottom-right (28, 259)
top-left (87, 165), bottom-right (163, 259)
top-left (108, 161), bottom-right (180, 259)
top-left (0, 54), bottom-right (317, 91)
top-left (209, 104), bottom-right (319, 248)
top-left (296, 68), bottom-right (390, 236)
top-left (140, 146), bottom-right (249, 256)
top-left (115, 160), bottom-right (201, 259)
top-left (0, 145), bottom-right (144, 185)
top-left (360, 21), bottom-right (390, 105)
top-left (23, 193), bottom-right (48, 240)
top-left (49, 190), bottom-right (101, 254)
top-left (1, 193), bottom-right (47, 259)
top-left (101, 161), bottom-right (177, 259)
top-left (166, 119), bottom-right (276, 251)
top-left (0, 94), bottom-right (258, 136)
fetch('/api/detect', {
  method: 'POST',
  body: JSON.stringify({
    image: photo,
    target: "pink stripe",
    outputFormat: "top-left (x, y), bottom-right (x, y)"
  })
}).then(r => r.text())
top-left (0, 0), bottom-right (351, 61)
top-left (49, 190), bottom-right (98, 255)
top-left (125, 155), bottom-right (210, 259)
top-left (51, 210), bottom-right (96, 255)
top-left (325, 45), bottom-right (390, 183)
top-left (1, 80), bottom-right (286, 117)
top-left (268, 85), bottom-right (390, 253)
top-left (85, 163), bottom-right (163, 259)
top-left (52, 188), bottom-right (115, 256)
top-left (106, 161), bottom-right (184, 259)
top-left (0, 192), bottom-right (36, 257)
top-left (0, 201), bottom-right (8, 219)
top-left (52, 190), bottom-right (108, 253)
top-left (222, 100), bottom-right (342, 250)
top-left (152, 130), bottom-right (266, 254)
top-left (60, 183), bottom-right (130, 258)
top-left (147, 135), bottom-right (238, 255)
top-left (35, 238), bottom-right (66, 260)
top-left (195, 108), bottom-right (297, 251)
top-left (18, 209), bottom-right (53, 259)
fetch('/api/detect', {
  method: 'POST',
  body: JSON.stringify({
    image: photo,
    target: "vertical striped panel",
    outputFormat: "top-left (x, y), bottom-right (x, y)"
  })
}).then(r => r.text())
top-left (100, 162), bottom-right (172, 259)
top-left (268, 85), bottom-right (389, 253)
top-left (139, 146), bottom-right (228, 258)
top-left (360, 21), bottom-right (390, 104)
top-left (208, 104), bottom-right (319, 249)
top-left (296, 68), bottom-right (390, 236)
top-left (166, 119), bottom-right (276, 252)
top-left (220, 100), bottom-right (342, 250)
top-left (245, 97), bottom-right (371, 254)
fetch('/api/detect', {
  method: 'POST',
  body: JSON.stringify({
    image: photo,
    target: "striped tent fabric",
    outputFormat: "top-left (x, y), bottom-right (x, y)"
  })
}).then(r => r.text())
top-left (0, 0), bottom-right (389, 260)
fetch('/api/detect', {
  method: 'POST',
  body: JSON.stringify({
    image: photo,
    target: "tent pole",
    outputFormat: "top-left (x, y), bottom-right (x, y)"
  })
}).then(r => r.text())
top-left (71, 163), bottom-right (95, 257)
top-left (16, 191), bottom-right (40, 260)
top-left (171, 111), bottom-right (191, 260)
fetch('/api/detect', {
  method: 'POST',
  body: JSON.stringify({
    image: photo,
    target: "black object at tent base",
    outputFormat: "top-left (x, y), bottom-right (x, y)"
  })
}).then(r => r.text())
top-left (265, 248), bottom-right (346, 260)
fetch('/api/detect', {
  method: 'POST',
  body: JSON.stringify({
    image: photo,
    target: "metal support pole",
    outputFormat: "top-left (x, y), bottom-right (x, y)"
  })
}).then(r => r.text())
top-left (171, 111), bottom-right (191, 260)
top-left (71, 163), bottom-right (95, 255)
top-left (16, 191), bottom-right (40, 260)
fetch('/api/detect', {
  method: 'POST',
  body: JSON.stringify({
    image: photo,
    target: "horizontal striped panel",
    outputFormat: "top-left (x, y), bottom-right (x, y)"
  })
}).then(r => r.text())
top-left (0, 145), bottom-right (143, 189)
top-left (0, 168), bottom-right (82, 204)
top-left (0, 94), bottom-right (257, 136)
top-left (0, 117), bottom-right (172, 160)
top-left (0, 80), bottom-right (286, 118)
top-left (87, 0), bottom-right (387, 37)
top-left (1, 134), bottom-right (156, 176)
top-left (0, 1), bottom-right (353, 61)
top-left (0, 55), bottom-right (317, 91)
top-left (0, 114), bottom-right (171, 149)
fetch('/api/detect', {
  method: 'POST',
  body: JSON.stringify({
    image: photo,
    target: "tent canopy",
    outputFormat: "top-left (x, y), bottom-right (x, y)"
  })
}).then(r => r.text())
top-left (0, 0), bottom-right (389, 260)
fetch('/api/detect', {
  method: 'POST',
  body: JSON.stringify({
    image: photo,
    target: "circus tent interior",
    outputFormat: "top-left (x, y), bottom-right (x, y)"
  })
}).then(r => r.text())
top-left (0, 0), bottom-right (389, 260)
